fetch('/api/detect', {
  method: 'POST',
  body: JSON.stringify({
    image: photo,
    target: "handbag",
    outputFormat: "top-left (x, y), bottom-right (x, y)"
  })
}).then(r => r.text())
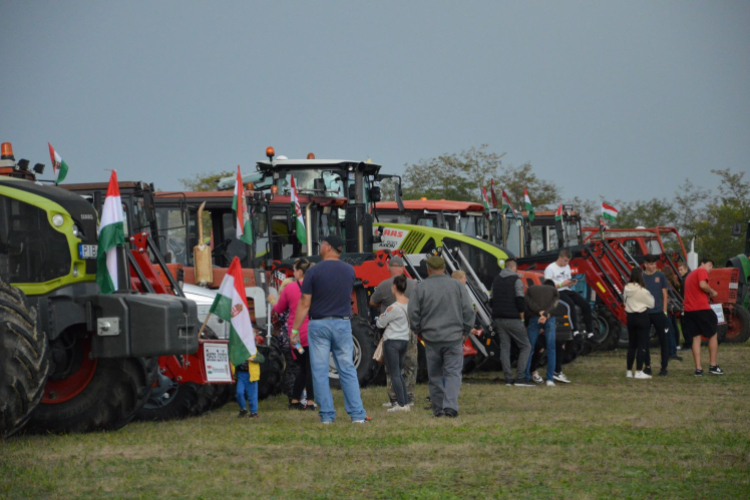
top-left (373, 337), bottom-right (385, 364)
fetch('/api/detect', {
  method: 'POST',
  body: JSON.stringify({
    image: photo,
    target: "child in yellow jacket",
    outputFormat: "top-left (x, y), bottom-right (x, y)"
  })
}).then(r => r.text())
top-left (235, 351), bottom-right (265, 418)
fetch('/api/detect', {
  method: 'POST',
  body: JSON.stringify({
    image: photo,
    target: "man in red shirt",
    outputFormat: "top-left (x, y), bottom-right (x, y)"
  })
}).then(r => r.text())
top-left (683, 259), bottom-right (724, 376)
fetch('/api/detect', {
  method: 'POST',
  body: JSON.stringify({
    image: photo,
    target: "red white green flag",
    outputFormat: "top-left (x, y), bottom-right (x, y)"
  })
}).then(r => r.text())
top-left (555, 204), bottom-right (563, 221)
top-left (524, 187), bottom-right (535, 222)
top-left (501, 190), bottom-right (516, 214)
top-left (209, 257), bottom-right (257, 366)
top-left (490, 179), bottom-right (498, 208)
top-left (481, 186), bottom-right (492, 219)
top-left (96, 170), bottom-right (125, 294)
top-left (290, 175), bottom-right (307, 245)
top-left (231, 166), bottom-right (253, 245)
top-left (602, 202), bottom-right (618, 223)
top-left (47, 143), bottom-right (69, 185)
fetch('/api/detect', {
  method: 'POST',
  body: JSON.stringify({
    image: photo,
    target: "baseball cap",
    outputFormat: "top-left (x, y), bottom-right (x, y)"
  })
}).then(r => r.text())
top-left (426, 256), bottom-right (445, 270)
top-left (322, 235), bottom-right (345, 253)
top-left (389, 256), bottom-right (405, 267)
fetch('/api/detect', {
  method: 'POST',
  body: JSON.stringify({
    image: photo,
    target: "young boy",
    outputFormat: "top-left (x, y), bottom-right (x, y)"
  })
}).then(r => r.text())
top-left (236, 351), bottom-right (265, 418)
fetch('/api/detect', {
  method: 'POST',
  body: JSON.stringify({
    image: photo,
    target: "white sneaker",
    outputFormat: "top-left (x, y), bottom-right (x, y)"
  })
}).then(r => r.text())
top-left (676, 345), bottom-right (682, 351)
top-left (626, 370), bottom-right (633, 378)
top-left (387, 404), bottom-right (410, 413)
top-left (531, 371), bottom-right (544, 384)
top-left (553, 372), bottom-right (571, 384)
top-left (546, 380), bottom-right (556, 387)
top-left (382, 401), bottom-right (395, 407)
top-left (634, 371), bottom-right (652, 379)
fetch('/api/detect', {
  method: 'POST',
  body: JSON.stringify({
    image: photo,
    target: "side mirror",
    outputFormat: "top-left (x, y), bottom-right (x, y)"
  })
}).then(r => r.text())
top-left (370, 186), bottom-right (382, 202)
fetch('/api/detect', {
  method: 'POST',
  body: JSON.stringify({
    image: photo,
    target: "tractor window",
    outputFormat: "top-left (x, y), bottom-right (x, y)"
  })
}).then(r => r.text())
top-left (459, 217), bottom-right (477, 237)
top-left (377, 213), bottom-right (412, 225)
top-left (622, 239), bottom-right (643, 258)
top-left (271, 215), bottom-right (295, 261)
top-left (442, 237), bottom-right (501, 289)
top-left (155, 207), bottom-right (192, 265)
top-left (0, 195), bottom-right (71, 283)
top-left (529, 226), bottom-right (545, 255)
top-left (443, 215), bottom-right (459, 232)
top-left (221, 212), bottom-right (250, 266)
top-left (505, 218), bottom-right (523, 257)
top-left (252, 203), bottom-right (270, 267)
top-left (417, 218), bottom-right (435, 227)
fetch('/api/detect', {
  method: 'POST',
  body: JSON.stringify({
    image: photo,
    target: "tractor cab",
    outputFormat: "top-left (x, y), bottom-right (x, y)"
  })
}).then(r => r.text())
top-left (582, 226), bottom-right (687, 272)
top-left (523, 206), bottom-right (582, 256)
top-left (373, 199), bottom-right (489, 237)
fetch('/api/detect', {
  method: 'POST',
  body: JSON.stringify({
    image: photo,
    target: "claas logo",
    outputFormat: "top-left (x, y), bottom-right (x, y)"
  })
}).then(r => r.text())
top-left (383, 229), bottom-right (404, 238)
top-left (231, 303), bottom-right (244, 318)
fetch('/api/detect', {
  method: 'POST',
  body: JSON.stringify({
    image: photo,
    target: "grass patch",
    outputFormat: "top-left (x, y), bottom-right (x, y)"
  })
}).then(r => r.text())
top-left (2, 344), bottom-right (750, 499)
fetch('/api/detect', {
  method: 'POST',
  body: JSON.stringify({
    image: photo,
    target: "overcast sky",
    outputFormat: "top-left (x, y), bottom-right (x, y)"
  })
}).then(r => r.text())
top-left (2, 1), bottom-right (748, 205)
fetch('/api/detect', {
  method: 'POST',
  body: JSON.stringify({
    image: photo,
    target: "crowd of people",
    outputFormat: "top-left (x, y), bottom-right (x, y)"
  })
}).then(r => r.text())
top-left (234, 241), bottom-right (726, 422)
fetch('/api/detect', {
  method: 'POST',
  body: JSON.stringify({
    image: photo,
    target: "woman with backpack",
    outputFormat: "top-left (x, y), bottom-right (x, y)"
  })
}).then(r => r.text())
top-left (623, 267), bottom-right (655, 380)
top-left (272, 258), bottom-right (316, 410)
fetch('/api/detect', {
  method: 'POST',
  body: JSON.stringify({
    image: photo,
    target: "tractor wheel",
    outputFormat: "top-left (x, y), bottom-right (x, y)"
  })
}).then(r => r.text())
top-left (723, 306), bottom-right (750, 344)
top-left (191, 384), bottom-right (220, 416)
top-left (0, 279), bottom-right (49, 438)
top-left (27, 342), bottom-right (157, 433)
top-left (136, 377), bottom-right (200, 421)
top-left (210, 383), bottom-right (236, 410)
top-left (281, 342), bottom-right (300, 401)
top-left (561, 340), bottom-right (578, 365)
top-left (258, 341), bottom-right (285, 400)
top-left (594, 306), bottom-right (621, 351)
top-left (329, 316), bottom-right (378, 390)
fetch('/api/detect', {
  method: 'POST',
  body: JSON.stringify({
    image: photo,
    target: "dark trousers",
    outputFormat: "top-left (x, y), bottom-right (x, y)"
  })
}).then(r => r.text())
top-left (559, 290), bottom-right (593, 333)
top-left (425, 341), bottom-right (463, 415)
top-left (383, 339), bottom-right (409, 407)
top-left (626, 311), bottom-right (650, 371)
top-left (644, 312), bottom-right (669, 370)
top-left (554, 341), bottom-right (565, 373)
top-left (292, 349), bottom-right (314, 403)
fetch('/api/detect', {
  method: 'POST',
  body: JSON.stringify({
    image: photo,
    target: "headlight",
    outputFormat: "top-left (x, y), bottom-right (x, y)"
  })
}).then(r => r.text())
top-left (52, 214), bottom-right (64, 227)
top-left (72, 224), bottom-right (79, 237)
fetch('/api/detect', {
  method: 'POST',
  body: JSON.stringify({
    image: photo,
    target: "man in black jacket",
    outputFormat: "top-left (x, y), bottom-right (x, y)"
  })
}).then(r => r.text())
top-left (491, 259), bottom-right (534, 387)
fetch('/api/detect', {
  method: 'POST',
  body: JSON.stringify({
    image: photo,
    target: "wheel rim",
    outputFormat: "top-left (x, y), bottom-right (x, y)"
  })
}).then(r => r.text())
top-left (329, 335), bottom-right (362, 380)
top-left (726, 311), bottom-right (741, 340)
top-left (42, 336), bottom-right (97, 404)
top-left (143, 372), bottom-right (181, 409)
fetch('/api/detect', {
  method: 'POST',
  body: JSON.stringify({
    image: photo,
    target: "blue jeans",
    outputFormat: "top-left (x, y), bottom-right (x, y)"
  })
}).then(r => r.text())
top-left (525, 316), bottom-right (556, 382)
top-left (308, 319), bottom-right (367, 423)
top-left (235, 371), bottom-right (258, 413)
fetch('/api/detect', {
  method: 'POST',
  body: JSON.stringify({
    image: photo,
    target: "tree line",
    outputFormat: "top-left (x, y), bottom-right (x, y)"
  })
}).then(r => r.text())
top-left (380, 145), bottom-right (749, 263)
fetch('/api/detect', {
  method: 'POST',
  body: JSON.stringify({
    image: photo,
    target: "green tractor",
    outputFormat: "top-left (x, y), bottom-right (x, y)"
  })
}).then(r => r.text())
top-left (0, 145), bottom-right (198, 436)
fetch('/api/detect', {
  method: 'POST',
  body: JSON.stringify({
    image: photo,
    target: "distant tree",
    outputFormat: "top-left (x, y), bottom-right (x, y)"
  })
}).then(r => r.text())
top-left (672, 179), bottom-right (712, 235)
top-left (612, 198), bottom-right (678, 230)
top-left (691, 169), bottom-right (750, 261)
top-left (501, 162), bottom-right (561, 209)
top-left (565, 196), bottom-right (601, 227)
top-left (179, 170), bottom-right (233, 192)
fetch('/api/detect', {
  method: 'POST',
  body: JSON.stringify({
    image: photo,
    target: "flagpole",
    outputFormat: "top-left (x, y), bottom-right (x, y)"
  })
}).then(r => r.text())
top-left (197, 312), bottom-right (212, 338)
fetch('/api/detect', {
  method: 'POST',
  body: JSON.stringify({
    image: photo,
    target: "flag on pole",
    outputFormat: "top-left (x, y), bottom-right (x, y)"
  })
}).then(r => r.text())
top-left (524, 187), bottom-right (535, 222)
top-left (490, 179), bottom-right (498, 208)
top-left (96, 170), bottom-right (125, 294)
top-left (501, 190), bottom-right (516, 214)
top-left (209, 257), bottom-right (257, 366)
top-left (47, 143), bottom-right (69, 184)
top-left (602, 202), bottom-right (618, 223)
top-left (231, 166), bottom-right (253, 245)
top-left (555, 204), bottom-right (563, 221)
top-left (290, 175), bottom-right (307, 245)
top-left (481, 186), bottom-right (492, 219)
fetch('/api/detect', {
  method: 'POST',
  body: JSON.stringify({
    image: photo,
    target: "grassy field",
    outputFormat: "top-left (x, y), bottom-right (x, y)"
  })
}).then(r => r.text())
top-left (2, 344), bottom-right (750, 499)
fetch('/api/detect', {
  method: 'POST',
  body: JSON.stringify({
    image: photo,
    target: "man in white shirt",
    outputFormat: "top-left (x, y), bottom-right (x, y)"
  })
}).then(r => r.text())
top-left (544, 249), bottom-right (594, 352)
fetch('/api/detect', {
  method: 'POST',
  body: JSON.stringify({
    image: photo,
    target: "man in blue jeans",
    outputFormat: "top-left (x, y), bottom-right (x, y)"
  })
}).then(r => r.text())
top-left (292, 235), bottom-right (368, 424)
top-left (524, 280), bottom-right (559, 387)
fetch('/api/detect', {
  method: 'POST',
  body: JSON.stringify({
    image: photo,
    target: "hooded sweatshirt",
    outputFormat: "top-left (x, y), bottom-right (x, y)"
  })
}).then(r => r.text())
top-left (408, 273), bottom-right (475, 343)
top-left (623, 283), bottom-right (655, 313)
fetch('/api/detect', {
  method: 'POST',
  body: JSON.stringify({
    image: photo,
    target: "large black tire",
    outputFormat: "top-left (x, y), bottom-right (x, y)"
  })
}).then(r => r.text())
top-left (0, 280), bottom-right (49, 439)
top-left (329, 316), bottom-right (378, 390)
top-left (594, 306), bottom-right (621, 351)
top-left (281, 342), bottom-right (301, 401)
top-left (191, 383), bottom-right (219, 416)
top-left (27, 354), bottom-right (157, 433)
top-left (723, 306), bottom-right (750, 344)
top-left (209, 383), bottom-right (236, 410)
top-left (136, 376), bottom-right (200, 421)
top-left (258, 341), bottom-right (285, 400)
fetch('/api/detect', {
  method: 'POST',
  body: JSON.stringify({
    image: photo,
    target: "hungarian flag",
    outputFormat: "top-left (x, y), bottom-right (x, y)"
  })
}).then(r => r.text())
top-left (490, 179), bottom-right (498, 208)
top-left (96, 170), bottom-right (125, 294)
top-left (602, 202), bottom-right (618, 223)
top-left (555, 204), bottom-right (563, 221)
top-left (231, 166), bottom-right (253, 245)
top-left (481, 186), bottom-right (492, 219)
top-left (47, 143), bottom-right (69, 185)
top-left (501, 190), bottom-right (516, 214)
top-left (209, 257), bottom-right (257, 366)
top-left (290, 175), bottom-right (307, 245)
top-left (524, 187), bottom-right (535, 222)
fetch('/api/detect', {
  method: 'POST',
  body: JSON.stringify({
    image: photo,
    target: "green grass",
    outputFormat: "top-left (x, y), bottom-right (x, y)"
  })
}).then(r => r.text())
top-left (3, 344), bottom-right (750, 499)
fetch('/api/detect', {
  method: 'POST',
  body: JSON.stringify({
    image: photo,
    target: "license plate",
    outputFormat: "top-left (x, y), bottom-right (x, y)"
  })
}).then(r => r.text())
top-left (79, 244), bottom-right (98, 259)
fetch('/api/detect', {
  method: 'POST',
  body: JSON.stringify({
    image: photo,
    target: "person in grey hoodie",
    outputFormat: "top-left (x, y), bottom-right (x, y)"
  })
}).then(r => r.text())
top-left (408, 256), bottom-right (475, 418)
